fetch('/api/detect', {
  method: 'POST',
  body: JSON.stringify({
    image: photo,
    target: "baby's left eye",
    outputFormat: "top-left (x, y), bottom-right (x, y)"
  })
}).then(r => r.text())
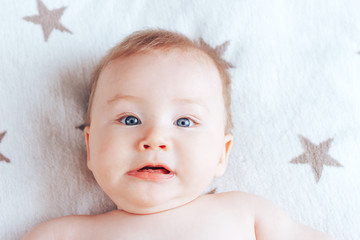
top-left (175, 117), bottom-right (194, 127)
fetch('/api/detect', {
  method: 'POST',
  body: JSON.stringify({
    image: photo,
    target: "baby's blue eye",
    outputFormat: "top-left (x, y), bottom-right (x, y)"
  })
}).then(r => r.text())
top-left (120, 116), bottom-right (141, 125)
top-left (176, 118), bottom-right (194, 127)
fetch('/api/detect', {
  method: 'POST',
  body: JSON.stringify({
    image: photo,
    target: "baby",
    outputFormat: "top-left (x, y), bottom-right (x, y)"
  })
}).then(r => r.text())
top-left (23, 29), bottom-right (334, 240)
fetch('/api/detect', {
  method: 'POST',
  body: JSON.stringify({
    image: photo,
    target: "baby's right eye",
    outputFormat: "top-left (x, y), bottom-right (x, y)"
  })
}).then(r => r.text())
top-left (119, 115), bottom-right (141, 126)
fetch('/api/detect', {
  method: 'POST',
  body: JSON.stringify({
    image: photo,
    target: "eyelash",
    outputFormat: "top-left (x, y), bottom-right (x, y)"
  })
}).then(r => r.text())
top-left (116, 113), bottom-right (142, 126)
top-left (115, 113), bottom-right (199, 127)
top-left (175, 116), bottom-right (198, 127)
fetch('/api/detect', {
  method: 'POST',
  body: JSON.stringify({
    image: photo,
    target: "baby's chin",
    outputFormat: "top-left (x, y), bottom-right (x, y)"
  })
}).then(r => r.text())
top-left (115, 195), bottom-right (199, 215)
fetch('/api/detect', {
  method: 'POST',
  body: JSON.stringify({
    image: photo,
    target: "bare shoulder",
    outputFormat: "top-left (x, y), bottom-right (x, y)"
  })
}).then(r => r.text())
top-left (202, 191), bottom-right (260, 221)
top-left (210, 190), bottom-right (264, 209)
top-left (210, 190), bottom-right (255, 202)
top-left (22, 215), bottom-right (93, 240)
top-left (209, 191), bottom-right (335, 240)
top-left (215, 191), bottom-right (335, 240)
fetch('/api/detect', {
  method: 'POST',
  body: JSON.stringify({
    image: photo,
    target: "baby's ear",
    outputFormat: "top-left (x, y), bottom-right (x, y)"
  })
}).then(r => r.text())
top-left (84, 126), bottom-right (92, 169)
top-left (214, 134), bottom-right (233, 177)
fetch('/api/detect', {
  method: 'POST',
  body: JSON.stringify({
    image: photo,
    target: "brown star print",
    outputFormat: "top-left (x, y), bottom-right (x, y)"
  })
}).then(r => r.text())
top-left (199, 38), bottom-right (234, 68)
top-left (290, 135), bottom-right (343, 183)
top-left (23, 0), bottom-right (72, 42)
top-left (206, 188), bottom-right (217, 194)
top-left (0, 131), bottom-right (10, 163)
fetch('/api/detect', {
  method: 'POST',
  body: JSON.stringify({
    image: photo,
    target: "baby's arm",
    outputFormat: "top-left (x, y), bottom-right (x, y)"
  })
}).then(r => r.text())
top-left (252, 195), bottom-right (335, 240)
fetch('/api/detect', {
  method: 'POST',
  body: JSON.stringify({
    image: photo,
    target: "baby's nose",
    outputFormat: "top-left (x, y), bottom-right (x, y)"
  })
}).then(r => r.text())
top-left (139, 127), bottom-right (169, 151)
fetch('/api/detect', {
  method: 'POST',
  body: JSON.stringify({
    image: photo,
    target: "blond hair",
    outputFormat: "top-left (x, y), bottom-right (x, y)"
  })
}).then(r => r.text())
top-left (84, 29), bottom-right (233, 134)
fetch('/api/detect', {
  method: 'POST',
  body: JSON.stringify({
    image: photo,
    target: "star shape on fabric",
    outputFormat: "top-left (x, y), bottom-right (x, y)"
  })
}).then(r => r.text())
top-left (206, 188), bottom-right (217, 194)
top-left (0, 131), bottom-right (10, 163)
top-left (290, 135), bottom-right (343, 183)
top-left (199, 38), bottom-right (234, 69)
top-left (23, 0), bottom-right (72, 42)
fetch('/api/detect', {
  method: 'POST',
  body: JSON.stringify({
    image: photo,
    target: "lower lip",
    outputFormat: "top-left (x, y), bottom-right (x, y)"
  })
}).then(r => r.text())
top-left (127, 170), bottom-right (175, 182)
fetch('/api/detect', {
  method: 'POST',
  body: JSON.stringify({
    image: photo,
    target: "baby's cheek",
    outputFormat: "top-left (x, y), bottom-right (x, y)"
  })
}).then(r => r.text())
top-left (178, 151), bottom-right (214, 181)
top-left (91, 143), bottom-right (128, 179)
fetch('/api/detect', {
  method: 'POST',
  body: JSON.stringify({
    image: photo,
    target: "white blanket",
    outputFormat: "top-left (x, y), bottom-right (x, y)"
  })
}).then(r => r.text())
top-left (1, 0), bottom-right (359, 239)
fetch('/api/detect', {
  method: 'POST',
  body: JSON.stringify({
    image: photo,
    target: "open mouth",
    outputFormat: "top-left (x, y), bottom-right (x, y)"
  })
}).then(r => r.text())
top-left (137, 166), bottom-right (171, 174)
top-left (127, 164), bottom-right (175, 181)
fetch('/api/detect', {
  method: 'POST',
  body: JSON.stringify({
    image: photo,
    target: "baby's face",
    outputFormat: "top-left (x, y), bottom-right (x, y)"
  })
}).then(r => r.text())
top-left (85, 49), bottom-right (233, 214)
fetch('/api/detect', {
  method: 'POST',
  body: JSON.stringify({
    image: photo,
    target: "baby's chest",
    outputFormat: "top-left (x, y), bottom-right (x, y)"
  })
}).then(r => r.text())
top-left (142, 217), bottom-right (255, 240)
top-left (85, 213), bottom-right (255, 240)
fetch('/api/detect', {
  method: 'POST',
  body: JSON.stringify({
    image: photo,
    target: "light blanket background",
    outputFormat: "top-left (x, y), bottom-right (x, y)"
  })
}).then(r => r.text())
top-left (1, 0), bottom-right (360, 239)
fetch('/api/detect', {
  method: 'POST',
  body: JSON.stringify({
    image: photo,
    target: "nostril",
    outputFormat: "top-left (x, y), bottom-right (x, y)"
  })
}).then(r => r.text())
top-left (140, 144), bottom-right (166, 150)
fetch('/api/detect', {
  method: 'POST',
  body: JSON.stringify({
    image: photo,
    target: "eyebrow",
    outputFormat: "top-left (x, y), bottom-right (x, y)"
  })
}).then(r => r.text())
top-left (107, 95), bottom-right (209, 112)
top-left (107, 94), bottom-right (143, 105)
top-left (172, 98), bottom-right (209, 112)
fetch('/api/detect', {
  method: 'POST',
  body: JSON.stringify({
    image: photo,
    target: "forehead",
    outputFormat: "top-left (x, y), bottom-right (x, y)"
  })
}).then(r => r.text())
top-left (95, 49), bottom-right (223, 104)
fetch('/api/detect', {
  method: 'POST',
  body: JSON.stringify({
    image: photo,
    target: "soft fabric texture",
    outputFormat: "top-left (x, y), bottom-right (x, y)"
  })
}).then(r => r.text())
top-left (1, 0), bottom-right (359, 239)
